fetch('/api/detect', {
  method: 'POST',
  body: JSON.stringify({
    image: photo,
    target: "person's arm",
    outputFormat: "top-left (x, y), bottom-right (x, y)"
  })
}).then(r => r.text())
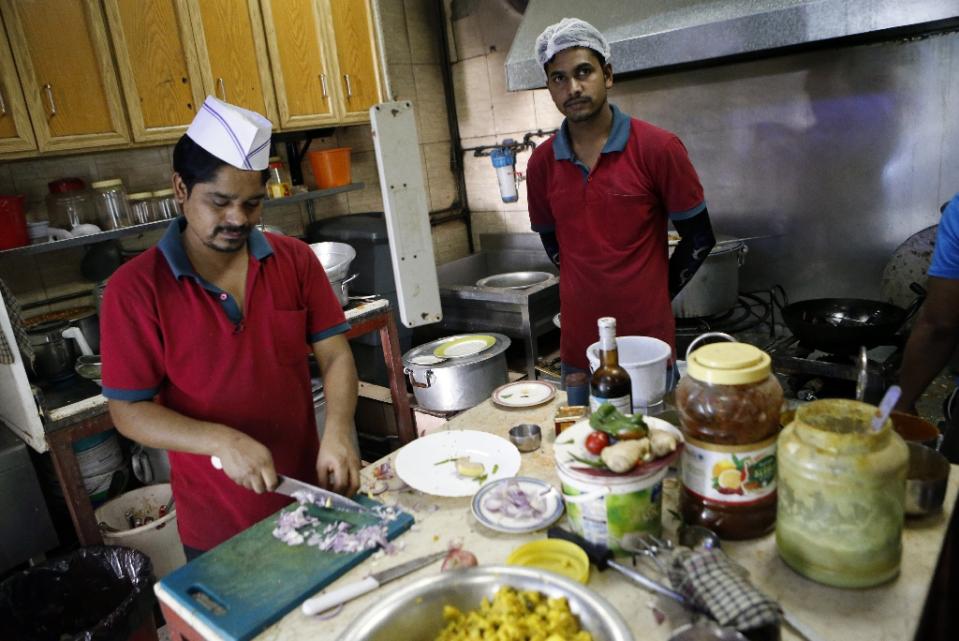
top-left (539, 229), bottom-right (560, 267)
top-left (108, 399), bottom-right (277, 493)
top-left (895, 276), bottom-right (959, 413)
top-left (668, 208), bottom-right (716, 299)
top-left (312, 333), bottom-right (360, 496)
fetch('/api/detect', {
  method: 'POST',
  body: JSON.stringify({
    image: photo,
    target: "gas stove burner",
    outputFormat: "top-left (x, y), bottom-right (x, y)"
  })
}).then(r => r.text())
top-left (675, 290), bottom-right (777, 356)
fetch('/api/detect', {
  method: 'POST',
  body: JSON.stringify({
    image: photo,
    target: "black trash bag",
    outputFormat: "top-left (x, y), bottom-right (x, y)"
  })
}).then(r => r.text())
top-left (0, 545), bottom-right (156, 641)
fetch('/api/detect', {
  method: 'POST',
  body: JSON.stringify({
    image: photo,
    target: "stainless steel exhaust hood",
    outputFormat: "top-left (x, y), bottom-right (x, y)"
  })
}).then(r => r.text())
top-left (505, 0), bottom-right (959, 91)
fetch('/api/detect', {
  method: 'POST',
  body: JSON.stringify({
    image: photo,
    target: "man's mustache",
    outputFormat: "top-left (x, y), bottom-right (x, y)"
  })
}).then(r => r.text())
top-left (214, 224), bottom-right (252, 235)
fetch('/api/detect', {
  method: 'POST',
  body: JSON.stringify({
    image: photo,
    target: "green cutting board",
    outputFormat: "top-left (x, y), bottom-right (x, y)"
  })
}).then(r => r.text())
top-left (158, 497), bottom-right (414, 641)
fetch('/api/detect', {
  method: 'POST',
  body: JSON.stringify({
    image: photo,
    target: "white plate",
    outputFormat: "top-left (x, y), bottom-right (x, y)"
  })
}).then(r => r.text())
top-left (433, 334), bottom-right (496, 359)
top-left (553, 416), bottom-right (684, 478)
top-left (471, 477), bottom-right (564, 533)
top-left (492, 381), bottom-right (556, 408)
top-left (410, 354), bottom-right (446, 366)
top-left (395, 430), bottom-right (521, 497)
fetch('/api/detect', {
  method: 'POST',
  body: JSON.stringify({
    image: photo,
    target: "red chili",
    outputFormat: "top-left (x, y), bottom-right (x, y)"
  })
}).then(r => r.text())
top-left (585, 431), bottom-right (610, 455)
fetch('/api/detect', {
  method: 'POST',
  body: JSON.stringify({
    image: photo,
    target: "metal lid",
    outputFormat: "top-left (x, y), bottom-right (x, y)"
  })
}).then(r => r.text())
top-left (403, 333), bottom-right (511, 369)
top-left (686, 342), bottom-right (771, 385)
top-left (91, 178), bottom-right (124, 190)
top-left (128, 192), bottom-right (153, 200)
top-left (152, 188), bottom-right (174, 197)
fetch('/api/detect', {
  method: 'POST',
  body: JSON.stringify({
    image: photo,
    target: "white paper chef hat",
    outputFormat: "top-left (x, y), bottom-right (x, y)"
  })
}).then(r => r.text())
top-left (535, 17), bottom-right (610, 67)
top-left (185, 96), bottom-right (272, 171)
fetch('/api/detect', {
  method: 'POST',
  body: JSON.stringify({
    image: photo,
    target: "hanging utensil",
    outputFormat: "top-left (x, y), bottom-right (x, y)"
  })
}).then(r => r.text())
top-left (855, 346), bottom-right (868, 402)
top-left (871, 385), bottom-right (902, 432)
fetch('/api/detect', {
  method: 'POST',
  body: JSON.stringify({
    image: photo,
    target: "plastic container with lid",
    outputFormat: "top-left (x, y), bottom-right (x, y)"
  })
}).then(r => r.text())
top-left (152, 189), bottom-right (180, 220)
top-left (91, 179), bottom-right (131, 230)
top-left (46, 178), bottom-right (96, 228)
top-left (676, 342), bottom-right (782, 540)
top-left (776, 399), bottom-right (908, 588)
top-left (127, 192), bottom-right (155, 225)
top-left (266, 156), bottom-right (292, 199)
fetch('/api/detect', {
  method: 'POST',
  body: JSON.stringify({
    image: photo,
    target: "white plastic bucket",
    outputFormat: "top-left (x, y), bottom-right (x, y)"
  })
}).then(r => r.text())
top-left (95, 483), bottom-right (186, 577)
top-left (556, 460), bottom-right (667, 553)
top-left (587, 336), bottom-right (671, 410)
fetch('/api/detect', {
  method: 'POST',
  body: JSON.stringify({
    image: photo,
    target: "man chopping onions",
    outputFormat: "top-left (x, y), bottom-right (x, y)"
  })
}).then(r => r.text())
top-left (527, 18), bottom-right (716, 377)
top-left (100, 97), bottom-right (360, 558)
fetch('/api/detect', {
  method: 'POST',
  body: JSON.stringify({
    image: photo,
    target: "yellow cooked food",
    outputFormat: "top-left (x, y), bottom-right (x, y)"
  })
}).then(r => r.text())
top-left (435, 586), bottom-right (593, 641)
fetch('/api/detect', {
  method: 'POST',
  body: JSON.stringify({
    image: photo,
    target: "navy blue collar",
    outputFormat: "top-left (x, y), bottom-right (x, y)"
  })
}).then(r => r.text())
top-left (553, 102), bottom-right (631, 161)
top-left (157, 217), bottom-right (274, 280)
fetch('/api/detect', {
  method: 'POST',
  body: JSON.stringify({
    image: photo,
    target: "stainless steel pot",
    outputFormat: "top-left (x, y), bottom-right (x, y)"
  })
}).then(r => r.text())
top-left (402, 333), bottom-right (511, 411)
top-left (27, 320), bottom-right (82, 382)
top-left (670, 236), bottom-right (747, 318)
top-left (330, 274), bottom-right (358, 307)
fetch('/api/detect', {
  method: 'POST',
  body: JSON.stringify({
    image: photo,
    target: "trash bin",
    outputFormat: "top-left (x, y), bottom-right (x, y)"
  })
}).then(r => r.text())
top-left (0, 545), bottom-right (157, 641)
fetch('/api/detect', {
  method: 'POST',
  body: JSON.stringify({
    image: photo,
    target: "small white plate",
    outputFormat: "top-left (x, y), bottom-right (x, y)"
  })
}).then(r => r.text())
top-left (471, 477), bottom-right (564, 533)
top-left (410, 354), bottom-right (446, 366)
top-left (492, 381), bottom-right (556, 408)
top-left (433, 334), bottom-right (496, 359)
top-left (394, 430), bottom-right (521, 497)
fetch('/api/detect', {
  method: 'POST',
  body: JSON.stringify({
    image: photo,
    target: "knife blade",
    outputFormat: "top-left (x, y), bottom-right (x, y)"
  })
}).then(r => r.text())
top-left (210, 456), bottom-right (371, 515)
top-left (301, 550), bottom-right (447, 616)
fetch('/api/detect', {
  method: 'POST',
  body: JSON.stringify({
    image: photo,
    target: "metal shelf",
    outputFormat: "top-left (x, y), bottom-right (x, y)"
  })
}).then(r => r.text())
top-left (0, 182), bottom-right (365, 258)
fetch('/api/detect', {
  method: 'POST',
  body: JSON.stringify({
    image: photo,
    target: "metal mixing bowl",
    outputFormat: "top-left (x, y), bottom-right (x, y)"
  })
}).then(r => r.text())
top-left (476, 271), bottom-right (554, 289)
top-left (905, 441), bottom-right (950, 516)
top-left (337, 565), bottom-right (633, 641)
top-left (309, 241), bottom-right (356, 282)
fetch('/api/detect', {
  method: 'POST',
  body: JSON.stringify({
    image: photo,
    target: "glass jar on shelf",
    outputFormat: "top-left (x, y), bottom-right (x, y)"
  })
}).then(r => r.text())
top-left (91, 178), bottom-right (132, 230)
top-left (46, 178), bottom-right (96, 229)
top-left (266, 156), bottom-right (292, 199)
top-left (152, 189), bottom-right (180, 220)
top-left (128, 192), bottom-right (155, 225)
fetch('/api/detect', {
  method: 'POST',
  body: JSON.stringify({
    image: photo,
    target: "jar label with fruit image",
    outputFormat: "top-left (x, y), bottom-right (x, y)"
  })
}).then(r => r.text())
top-left (681, 435), bottom-right (777, 504)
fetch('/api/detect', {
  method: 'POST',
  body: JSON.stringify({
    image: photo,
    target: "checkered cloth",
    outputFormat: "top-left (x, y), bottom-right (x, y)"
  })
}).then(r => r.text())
top-left (668, 549), bottom-right (781, 631)
top-left (0, 278), bottom-right (33, 366)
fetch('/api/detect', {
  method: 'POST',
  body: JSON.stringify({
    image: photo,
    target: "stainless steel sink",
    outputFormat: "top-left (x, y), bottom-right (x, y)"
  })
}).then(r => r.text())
top-left (436, 233), bottom-right (559, 379)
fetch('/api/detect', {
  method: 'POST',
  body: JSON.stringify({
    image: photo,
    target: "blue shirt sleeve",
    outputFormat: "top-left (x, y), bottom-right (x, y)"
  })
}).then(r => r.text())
top-left (929, 194), bottom-right (959, 279)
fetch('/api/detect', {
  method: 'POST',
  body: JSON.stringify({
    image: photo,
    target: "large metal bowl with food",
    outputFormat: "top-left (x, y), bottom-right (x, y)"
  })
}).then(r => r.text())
top-left (337, 565), bottom-right (633, 641)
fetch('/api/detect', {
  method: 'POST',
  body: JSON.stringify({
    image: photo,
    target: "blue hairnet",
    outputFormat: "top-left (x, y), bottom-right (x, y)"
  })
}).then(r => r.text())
top-left (535, 17), bottom-right (610, 67)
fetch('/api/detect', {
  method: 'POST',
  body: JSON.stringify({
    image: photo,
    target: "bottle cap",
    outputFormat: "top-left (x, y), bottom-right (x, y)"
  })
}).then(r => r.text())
top-left (91, 178), bottom-right (124, 189)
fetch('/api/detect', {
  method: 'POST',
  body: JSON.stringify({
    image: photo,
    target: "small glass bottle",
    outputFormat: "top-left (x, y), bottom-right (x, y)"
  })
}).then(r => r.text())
top-left (91, 178), bottom-right (132, 230)
top-left (676, 342), bottom-right (782, 540)
top-left (152, 189), bottom-right (180, 220)
top-left (266, 156), bottom-right (292, 199)
top-left (589, 317), bottom-right (632, 414)
top-left (127, 192), bottom-right (155, 225)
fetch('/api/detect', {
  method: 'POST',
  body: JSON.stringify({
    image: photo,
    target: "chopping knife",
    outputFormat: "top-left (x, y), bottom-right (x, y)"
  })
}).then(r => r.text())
top-left (210, 456), bottom-right (372, 515)
top-left (300, 550), bottom-right (446, 615)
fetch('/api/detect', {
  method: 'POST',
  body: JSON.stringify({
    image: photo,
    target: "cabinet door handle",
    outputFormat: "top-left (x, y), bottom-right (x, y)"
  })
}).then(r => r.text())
top-left (343, 74), bottom-right (353, 99)
top-left (43, 83), bottom-right (57, 116)
top-left (216, 77), bottom-right (227, 101)
top-left (320, 73), bottom-right (328, 98)
top-left (0, 87), bottom-right (6, 115)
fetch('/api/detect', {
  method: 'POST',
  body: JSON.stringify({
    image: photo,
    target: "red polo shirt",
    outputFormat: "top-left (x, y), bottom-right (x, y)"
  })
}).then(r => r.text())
top-left (528, 104), bottom-right (705, 369)
top-left (100, 219), bottom-right (348, 550)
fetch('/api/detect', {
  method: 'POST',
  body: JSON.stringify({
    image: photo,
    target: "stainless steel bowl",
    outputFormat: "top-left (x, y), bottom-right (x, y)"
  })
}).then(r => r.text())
top-left (905, 441), bottom-right (950, 516)
top-left (337, 565), bottom-right (633, 641)
top-left (476, 271), bottom-right (554, 289)
top-left (310, 241), bottom-right (356, 282)
top-left (75, 354), bottom-right (102, 386)
top-left (509, 423), bottom-right (542, 452)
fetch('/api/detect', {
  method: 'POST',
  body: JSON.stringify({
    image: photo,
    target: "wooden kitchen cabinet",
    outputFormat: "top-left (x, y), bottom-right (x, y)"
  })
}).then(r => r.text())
top-left (327, 0), bottom-right (382, 123)
top-left (103, 0), bottom-right (206, 143)
top-left (0, 19), bottom-right (35, 154)
top-left (186, 0), bottom-right (278, 124)
top-left (0, 0), bottom-right (129, 152)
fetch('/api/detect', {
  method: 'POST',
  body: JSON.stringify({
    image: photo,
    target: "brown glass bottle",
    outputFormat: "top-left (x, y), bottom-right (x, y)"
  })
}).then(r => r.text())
top-left (676, 342), bottom-right (782, 540)
top-left (589, 317), bottom-right (632, 414)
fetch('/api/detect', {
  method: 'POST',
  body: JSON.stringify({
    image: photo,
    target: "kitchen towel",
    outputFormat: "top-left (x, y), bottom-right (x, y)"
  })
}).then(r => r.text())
top-left (668, 548), bottom-right (780, 632)
top-left (0, 277), bottom-right (32, 366)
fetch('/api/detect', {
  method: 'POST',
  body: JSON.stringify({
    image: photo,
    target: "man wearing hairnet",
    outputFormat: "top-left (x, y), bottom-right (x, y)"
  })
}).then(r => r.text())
top-left (527, 18), bottom-right (716, 379)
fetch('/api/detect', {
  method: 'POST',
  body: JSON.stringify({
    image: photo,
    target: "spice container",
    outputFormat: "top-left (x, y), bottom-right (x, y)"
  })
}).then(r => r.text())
top-left (676, 342), bottom-right (782, 540)
top-left (777, 399), bottom-right (908, 588)
top-left (47, 178), bottom-right (96, 228)
top-left (554, 405), bottom-right (588, 437)
top-left (152, 189), bottom-right (180, 220)
top-left (92, 179), bottom-right (131, 230)
top-left (266, 156), bottom-right (292, 199)
top-left (128, 192), bottom-right (155, 225)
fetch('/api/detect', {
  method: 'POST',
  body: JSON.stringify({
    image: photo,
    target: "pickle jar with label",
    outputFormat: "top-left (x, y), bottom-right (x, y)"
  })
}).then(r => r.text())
top-left (676, 342), bottom-right (782, 539)
top-left (776, 399), bottom-right (908, 588)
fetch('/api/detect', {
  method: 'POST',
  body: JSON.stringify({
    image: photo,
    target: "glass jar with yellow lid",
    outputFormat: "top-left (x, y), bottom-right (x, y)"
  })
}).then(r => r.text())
top-left (777, 399), bottom-right (908, 588)
top-left (676, 342), bottom-right (782, 540)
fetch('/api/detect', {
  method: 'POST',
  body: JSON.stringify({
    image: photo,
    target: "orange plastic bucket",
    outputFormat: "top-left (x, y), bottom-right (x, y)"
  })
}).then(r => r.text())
top-left (308, 148), bottom-right (352, 189)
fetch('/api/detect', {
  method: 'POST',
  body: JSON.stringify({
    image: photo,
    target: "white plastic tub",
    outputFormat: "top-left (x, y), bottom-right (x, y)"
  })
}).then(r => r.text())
top-left (587, 336), bottom-right (672, 410)
top-left (95, 483), bottom-right (186, 577)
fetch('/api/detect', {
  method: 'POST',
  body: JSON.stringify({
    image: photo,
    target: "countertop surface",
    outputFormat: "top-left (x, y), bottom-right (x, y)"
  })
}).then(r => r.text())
top-left (157, 392), bottom-right (958, 641)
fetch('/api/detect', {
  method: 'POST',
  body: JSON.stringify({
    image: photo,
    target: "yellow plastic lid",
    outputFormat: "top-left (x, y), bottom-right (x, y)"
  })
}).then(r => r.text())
top-left (506, 539), bottom-right (590, 584)
top-left (686, 342), bottom-right (771, 385)
top-left (91, 178), bottom-right (123, 189)
top-left (128, 192), bottom-right (152, 200)
top-left (152, 188), bottom-right (174, 197)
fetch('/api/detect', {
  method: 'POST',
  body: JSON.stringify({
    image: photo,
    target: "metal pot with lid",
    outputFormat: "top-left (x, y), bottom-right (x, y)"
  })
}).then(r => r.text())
top-left (403, 333), bottom-right (511, 412)
top-left (670, 235), bottom-right (747, 318)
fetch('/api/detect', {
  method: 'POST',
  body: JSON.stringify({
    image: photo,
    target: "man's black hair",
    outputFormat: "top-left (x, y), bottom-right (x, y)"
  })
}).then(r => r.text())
top-left (172, 135), bottom-right (270, 195)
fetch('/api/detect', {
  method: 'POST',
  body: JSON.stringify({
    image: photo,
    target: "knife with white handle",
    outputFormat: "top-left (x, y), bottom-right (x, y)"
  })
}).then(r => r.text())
top-left (210, 456), bottom-right (371, 514)
top-left (301, 550), bottom-right (446, 616)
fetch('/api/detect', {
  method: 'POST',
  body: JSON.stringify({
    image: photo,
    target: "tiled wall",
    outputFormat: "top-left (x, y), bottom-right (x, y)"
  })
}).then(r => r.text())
top-left (0, 0), bottom-right (465, 315)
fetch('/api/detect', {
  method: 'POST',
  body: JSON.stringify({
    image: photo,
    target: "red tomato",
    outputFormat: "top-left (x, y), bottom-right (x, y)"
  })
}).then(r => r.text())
top-left (585, 431), bottom-right (610, 455)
